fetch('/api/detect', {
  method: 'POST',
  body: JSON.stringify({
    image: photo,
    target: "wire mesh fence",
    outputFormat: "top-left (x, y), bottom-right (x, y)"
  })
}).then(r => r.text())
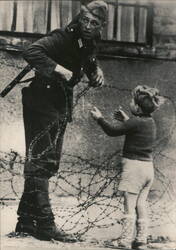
top-left (0, 81), bottom-right (176, 241)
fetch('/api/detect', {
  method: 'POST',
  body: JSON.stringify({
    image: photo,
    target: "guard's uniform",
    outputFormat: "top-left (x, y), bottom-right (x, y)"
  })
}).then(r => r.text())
top-left (17, 23), bottom-right (99, 223)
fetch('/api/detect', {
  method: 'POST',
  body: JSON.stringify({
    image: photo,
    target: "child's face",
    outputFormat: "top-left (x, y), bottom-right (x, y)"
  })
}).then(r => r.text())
top-left (130, 98), bottom-right (139, 116)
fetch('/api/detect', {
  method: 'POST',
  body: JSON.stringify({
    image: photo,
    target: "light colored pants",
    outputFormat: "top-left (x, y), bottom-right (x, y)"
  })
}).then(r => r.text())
top-left (118, 157), bottom-right (154, 195)
top-left (118, 158), bottom-right (154, 245)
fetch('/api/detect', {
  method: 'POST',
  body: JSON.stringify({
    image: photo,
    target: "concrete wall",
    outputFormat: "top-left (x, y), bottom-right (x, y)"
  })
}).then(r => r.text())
top-left (1, 52), bottom-right (175, 162)
top-left (0, 50), bottom-right (176, 239)
top-left (0, 51), bottom-right (176, 193)
top-left (0, 0), bottom-right (176, 240)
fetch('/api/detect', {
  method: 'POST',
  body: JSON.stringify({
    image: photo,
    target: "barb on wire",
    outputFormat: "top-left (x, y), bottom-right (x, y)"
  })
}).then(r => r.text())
top-left (0, 78), bottom-right (176, 239)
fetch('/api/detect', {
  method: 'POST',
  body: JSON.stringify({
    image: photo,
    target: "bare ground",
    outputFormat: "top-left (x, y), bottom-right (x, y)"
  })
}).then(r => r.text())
top-left (1, 198), bottom-right (176, 250)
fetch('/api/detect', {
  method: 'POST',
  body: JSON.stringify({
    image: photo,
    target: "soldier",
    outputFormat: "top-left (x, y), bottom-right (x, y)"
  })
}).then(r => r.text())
top-left (15, 0), bottom-right (108, 242)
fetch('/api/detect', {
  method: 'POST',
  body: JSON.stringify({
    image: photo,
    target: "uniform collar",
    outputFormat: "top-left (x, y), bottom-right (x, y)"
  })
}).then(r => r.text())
top-left (78, 38), bottom-right (83, 48)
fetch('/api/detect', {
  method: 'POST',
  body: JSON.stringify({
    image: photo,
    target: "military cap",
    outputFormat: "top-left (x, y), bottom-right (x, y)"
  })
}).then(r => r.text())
top-left (81, 0), bottom-right (108, 21)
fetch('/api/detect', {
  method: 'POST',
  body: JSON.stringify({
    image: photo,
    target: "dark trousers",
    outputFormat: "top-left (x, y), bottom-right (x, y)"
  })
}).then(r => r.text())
top-left (17, 95), bottom-right (67, 223)
top-left (17, 177), bottom-right (55, 222)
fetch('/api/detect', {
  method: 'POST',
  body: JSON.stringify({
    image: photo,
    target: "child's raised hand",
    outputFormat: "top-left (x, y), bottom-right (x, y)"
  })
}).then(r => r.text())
top-left (113, 106), bottom-right (129, 122)
top-left (91, 106), bottom-right (103, 120)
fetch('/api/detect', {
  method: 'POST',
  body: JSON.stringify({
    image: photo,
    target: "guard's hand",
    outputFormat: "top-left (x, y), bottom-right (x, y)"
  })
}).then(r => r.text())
top-left (114, 106), bottom-right (129, 122)
top-left (55, 64), bottom-right (73, 81)
top-left (91, 106), bottom-right (103, 120)
top-left (89, 67), bottom-right (104, 87)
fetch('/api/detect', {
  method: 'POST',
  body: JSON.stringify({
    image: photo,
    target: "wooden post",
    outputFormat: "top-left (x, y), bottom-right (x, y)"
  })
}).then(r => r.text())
top-left (146, 4), bottom-right (153, 46)
top-left (134, 5), bottom-right (140, 43)
top-left (47, 0), bottom-right (52, 33)
top-left (11, 0), bottom-right (17, 31)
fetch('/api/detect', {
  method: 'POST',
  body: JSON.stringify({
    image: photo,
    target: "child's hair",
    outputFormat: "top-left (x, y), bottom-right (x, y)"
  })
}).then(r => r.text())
top-left (132, 85), bottom-right (161, 114)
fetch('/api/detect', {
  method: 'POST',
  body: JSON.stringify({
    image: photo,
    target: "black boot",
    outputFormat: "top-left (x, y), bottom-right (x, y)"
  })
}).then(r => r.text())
top-left (16, 177), bottom-right (38, 236)
top-left (132, 241), bottom-right (147, 250)
top-left (32, 177), bottom-right (77, 242)
top-left (15, 217), bottom-right (36, 236)
top-left (36, 221), bottom-right (77, 242)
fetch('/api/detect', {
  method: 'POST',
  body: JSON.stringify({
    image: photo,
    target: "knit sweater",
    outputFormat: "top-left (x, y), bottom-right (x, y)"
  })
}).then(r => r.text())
top-left (97, 115), bottom-right (156, 161)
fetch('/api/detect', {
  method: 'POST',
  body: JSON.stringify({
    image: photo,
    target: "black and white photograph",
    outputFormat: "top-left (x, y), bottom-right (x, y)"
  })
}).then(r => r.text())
top-left (0, 0), bottom-right (176, 250)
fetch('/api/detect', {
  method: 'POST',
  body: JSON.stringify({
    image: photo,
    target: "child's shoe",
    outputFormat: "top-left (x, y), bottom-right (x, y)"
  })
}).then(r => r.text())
top-left (117, 216), bottom-right (135, 249)
top-left (133, 219), bottom-right (148, 249)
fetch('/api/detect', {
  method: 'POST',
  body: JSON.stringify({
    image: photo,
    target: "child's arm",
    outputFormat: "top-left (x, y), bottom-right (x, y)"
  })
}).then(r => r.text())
top-left (91, 107), bottom-right (135, 137)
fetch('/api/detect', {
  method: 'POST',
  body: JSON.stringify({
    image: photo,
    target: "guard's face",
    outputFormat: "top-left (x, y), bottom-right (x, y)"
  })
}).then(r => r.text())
top-left (79, 11), bottom-right (104, 40)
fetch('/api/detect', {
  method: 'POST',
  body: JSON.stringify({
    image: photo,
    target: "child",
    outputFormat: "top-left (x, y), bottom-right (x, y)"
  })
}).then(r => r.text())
top-left (91, 85), bottom-right (162, 250)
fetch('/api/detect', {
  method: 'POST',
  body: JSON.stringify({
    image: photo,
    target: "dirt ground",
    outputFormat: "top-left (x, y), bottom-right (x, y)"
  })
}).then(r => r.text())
top-left (1, 198), bottom-right (176, 250)
top-left (1, 54), bottom-right (176, 250)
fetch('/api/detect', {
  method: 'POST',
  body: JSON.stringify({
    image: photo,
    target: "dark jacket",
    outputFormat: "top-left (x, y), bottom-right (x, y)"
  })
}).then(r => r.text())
top-left (22, 23), bottom-right (99, 121)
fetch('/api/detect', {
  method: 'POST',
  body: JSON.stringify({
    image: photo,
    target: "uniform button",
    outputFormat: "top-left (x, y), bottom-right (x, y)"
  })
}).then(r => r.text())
top-left (46, 85), bottom-right (50, 89)
top-left (92, 58), bottom-right (95, 61)
top-left (70, 28), bottom-right (74, 32)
